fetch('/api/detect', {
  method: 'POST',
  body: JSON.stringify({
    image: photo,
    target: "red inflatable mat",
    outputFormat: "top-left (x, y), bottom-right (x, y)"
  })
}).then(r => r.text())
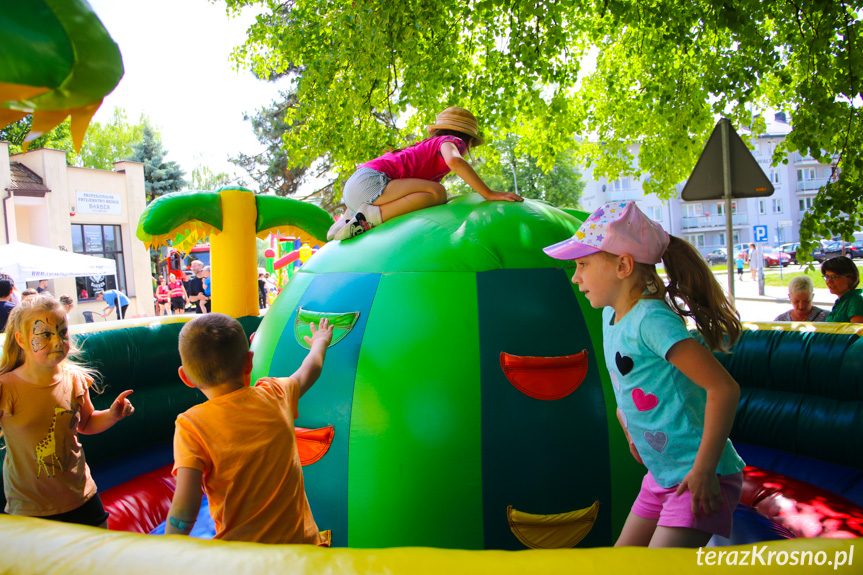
top-left (102, 464), bottom-right (177, 533)
top-left (742, 466), bottom-right (863, 538)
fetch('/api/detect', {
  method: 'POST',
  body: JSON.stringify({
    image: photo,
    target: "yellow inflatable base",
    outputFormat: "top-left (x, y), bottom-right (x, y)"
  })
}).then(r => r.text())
top-left (0, 516), bottom-right (856, 574)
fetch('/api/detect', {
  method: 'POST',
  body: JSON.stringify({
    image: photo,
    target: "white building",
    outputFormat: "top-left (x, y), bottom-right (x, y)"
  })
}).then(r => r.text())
top-left (578, 114), bottom-right (839, 253)
top-left (0, 142), bottom-right (154, 323)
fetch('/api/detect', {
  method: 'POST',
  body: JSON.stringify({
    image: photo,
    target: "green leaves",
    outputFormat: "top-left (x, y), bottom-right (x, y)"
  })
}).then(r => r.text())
top-left (216, 0), bottom-right (863, 255)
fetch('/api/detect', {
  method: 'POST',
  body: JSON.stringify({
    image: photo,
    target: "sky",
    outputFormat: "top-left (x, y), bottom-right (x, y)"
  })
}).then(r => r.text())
top-left (87, 0), bottom-right (291, 186)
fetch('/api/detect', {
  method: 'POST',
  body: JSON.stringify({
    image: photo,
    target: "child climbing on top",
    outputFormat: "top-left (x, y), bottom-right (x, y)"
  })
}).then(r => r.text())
top-left (0, 295), bottom-right (135, 527)
top-left (543, 202), bottom-right (745, 548)
top-left (329, 106), bottom-right (523, 241)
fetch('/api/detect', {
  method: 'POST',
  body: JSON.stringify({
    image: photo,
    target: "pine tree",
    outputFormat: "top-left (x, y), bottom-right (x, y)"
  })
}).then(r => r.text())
top-left (130, 121), bottom-right (187, 203)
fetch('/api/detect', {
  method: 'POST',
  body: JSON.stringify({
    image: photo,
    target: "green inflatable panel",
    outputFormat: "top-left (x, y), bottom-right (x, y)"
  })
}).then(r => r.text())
top-left (250, 194), bottom-right (638, 548)
top-left (348, 272), bottom-right (483, 548)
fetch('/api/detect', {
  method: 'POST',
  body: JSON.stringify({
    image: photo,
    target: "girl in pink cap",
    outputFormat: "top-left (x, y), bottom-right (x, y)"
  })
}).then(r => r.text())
top-left (329, 107), bottom-right (522, 241)
top-left (544, 201), bottom-right (744, 548)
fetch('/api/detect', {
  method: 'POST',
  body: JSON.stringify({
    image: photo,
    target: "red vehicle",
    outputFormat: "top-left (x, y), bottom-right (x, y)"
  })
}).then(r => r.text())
top-left (761, 247), bottom-right (791, 267)
top-left (157, 244), bottom-right (211, 282)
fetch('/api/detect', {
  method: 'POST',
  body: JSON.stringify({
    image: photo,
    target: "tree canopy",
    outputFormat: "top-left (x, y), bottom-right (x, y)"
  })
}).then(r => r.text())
top-left (78, 108), bottom-right (148, 171)
top-left (130, 121), bottom-right (187, 203)
top-left (219, 0), bottom-right (863, 250)
top-left (0, 116), bottom-right (78, 163)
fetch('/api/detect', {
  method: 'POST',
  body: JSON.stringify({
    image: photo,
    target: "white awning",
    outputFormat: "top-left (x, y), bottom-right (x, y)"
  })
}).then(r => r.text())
top-left (0, 242), bottom-right (117, 284)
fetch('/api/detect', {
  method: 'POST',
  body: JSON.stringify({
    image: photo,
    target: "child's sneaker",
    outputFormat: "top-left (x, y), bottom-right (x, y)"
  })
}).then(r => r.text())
top-left (327, 214), bottom-right (351, 241)
top-left (334, 204), bottom-right (382, 241)
top-left (356, 203), bottom-right (382, 226)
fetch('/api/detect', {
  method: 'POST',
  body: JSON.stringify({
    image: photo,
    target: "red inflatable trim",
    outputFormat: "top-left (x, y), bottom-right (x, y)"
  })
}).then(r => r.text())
top-left (102, 464), bottom-right (177, 534)
top-left (742, 466), bottom-right (863, 538)
top-left (297, 425), bottom-right (335, 466)
top-left (499, 351), bottom-right (588, 400)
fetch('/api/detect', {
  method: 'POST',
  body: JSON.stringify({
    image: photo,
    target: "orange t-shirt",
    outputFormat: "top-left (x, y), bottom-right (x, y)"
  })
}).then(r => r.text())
top-left (0, 370), bottom-right (97, 516)
top-left (172, 377), bottom-right (322, 544)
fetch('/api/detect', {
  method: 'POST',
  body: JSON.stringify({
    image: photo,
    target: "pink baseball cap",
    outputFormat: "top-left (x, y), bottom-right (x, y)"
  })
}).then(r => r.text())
top-left (544, 201), bottom-right (670, 264)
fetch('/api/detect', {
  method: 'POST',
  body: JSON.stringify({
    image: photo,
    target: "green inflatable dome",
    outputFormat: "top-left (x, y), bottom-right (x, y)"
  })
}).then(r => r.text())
top-left (249, 194), bottom-right (639, 549)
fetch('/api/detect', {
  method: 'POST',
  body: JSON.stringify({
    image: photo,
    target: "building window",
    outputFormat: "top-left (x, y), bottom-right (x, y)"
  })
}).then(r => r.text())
top-left (758, 200), bottom-right (766, 215)
top-left (72, 224), bottom-right (126, 300)
top-left (610, 178), bottom-right (630, 192)
top-left (771, 171), bottom-right (781, 184)
top-left (684, 204), bottom-right (703, 218)
top-left (684, 234), bottom-right (705, 249)
top-left (797, 168), bottom-right (816, 182)
top-left (772, 198), bottom-right (783, 213)
top-left (799, 197), bottom-right (815, 211)
top-left (716, 201), bottom-right (737, 215)
top-left (646, 206), bottom-right (662, 221)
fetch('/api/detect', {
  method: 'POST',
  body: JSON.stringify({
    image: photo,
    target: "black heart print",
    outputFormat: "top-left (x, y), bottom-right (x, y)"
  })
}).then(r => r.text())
top-left (615, 352), bottom-right (634, 376)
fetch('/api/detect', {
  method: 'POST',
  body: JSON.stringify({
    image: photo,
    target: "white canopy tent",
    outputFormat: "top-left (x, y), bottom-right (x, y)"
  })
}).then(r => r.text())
top-left (0, 241), bottom-right (117, 285)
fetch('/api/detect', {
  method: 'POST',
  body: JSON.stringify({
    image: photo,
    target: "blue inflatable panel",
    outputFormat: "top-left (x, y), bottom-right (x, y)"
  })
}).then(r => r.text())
top-left (708, 504), bottom-right (796, 546)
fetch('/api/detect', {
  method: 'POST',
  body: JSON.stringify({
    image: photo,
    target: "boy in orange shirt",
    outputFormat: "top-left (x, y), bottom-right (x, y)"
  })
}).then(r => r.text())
top-left (165, 313), bottom-right (333, 543)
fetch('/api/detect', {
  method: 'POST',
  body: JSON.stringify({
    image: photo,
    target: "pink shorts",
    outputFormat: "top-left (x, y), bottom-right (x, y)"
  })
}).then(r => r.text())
top-left (631, 471), bottom-right (743, 538)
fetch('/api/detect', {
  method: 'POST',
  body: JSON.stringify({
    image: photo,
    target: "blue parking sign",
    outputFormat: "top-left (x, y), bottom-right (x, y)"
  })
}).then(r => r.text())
top-left (753, 225), bottom-right (768, 243)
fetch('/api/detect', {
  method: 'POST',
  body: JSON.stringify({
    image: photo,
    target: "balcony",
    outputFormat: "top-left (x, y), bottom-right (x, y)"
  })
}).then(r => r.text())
top-left (681, 213), bottom-right (749, 230)
top-left (796, 177), bottom-right (830, 192)
top-left (607, 188), bottom-right (642, 202)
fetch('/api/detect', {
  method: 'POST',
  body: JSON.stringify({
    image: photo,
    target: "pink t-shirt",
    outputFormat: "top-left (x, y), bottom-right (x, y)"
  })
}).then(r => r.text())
top-left (360, 136), bottom-right (468, 182)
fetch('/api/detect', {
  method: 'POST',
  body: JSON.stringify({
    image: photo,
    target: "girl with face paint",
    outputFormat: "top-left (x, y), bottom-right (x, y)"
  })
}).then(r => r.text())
top-left (0, 295), bottom-right (135, 527)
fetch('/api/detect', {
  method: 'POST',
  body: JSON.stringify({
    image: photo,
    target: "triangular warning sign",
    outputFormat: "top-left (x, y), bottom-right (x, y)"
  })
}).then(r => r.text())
top-left (681, 118), bottom-right (775, 200)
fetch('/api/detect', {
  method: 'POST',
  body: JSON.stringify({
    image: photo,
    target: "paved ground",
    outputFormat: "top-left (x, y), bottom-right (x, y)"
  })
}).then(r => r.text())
top-left (711, 266), bottom-right (835, 323)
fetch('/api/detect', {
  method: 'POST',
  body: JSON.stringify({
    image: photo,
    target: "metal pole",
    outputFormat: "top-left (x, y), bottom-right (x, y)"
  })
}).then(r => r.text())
top-left (721, 119), bottom-right (734, 300)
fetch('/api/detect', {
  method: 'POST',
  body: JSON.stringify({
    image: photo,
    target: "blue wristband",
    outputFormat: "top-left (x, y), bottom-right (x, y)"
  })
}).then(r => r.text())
top-left (169, 516), bottom-right (196, 531)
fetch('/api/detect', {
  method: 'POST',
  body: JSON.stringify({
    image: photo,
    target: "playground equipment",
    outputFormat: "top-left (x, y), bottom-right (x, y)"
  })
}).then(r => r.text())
top-left (1, 197), bottom-right (860, 574)
top-left (0, 0), bottom-right (123, 151)
top-left (136, 187), bottom-right (330, 318)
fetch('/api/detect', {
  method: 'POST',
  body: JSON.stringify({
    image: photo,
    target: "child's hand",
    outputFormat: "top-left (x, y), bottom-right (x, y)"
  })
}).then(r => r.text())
top-left (304, 318), bottom-right (333, 348)
top-left (485, 190), bottom-right (524, 202)
top-left (109, 390), bottom-right (135, 421)
top-left (676, 467), bottom-right (723, 516)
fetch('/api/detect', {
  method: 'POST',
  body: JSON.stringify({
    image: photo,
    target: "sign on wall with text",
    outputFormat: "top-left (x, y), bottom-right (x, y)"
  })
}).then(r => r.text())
top-left (76, 191), bottom-right (122, 216)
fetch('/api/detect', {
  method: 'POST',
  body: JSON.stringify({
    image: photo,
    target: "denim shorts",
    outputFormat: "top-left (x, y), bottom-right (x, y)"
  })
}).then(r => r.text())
top-left (343, 167), bottom-right (391, 213)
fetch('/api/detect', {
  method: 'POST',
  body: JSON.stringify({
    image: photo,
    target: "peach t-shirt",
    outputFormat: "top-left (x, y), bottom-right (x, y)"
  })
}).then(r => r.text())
top-left (0, 370), bottom-right (97, 515)
top-left (172, 376), bottom-right (321, 544)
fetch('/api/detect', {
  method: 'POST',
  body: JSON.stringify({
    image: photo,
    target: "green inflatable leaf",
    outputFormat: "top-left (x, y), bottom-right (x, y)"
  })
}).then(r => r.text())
top-left (255, 194), bottom-right (332, 244)
top-left (294, 307), bottom-right (360, 349)
top-left (136, 191), bottom-right (223, 245)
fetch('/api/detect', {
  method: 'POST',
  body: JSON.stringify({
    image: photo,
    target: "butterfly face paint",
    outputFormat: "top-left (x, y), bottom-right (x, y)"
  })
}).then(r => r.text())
top-left (26, 313), bottom-right (70, 368)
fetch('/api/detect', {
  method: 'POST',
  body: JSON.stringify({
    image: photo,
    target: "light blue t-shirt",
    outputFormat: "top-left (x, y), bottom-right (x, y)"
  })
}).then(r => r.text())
top-left (102, 289), bottom-right (130, 308)
top-left (602, 299), bottom-right (745, 488)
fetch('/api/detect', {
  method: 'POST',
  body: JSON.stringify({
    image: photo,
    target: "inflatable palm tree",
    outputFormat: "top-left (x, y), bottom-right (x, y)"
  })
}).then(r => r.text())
top-left (137, 187), bottom-right (330, 317)
top-left (0, 0), bottom-right (123, 150)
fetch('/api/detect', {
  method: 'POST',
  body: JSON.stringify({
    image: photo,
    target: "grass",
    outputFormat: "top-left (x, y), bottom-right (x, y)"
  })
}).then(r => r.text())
top-left (762, 262), bottom-right (863, 289)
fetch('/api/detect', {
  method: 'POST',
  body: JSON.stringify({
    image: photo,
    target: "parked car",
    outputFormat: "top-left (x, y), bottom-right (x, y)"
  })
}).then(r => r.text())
top-left (761, 247), bottom-right (791, 267)
top-left (778, 243), bottom-right (800, 264)
top-left (850, 241), bottom-right (863, 259)
top-left (812, 241), bottom-right (846, 262)
top-left (705, 248), bottom-right (728, 265)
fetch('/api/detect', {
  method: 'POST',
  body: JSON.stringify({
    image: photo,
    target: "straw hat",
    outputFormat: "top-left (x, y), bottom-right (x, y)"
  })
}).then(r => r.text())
top-left (425, 107), bottom-right (485, 146)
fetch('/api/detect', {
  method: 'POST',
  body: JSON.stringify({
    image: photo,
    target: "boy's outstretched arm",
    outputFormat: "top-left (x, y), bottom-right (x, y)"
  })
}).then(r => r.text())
top-left (165, 467), bottom-right (203, 536)
top-left (292, 318), bottom-right (334, 397)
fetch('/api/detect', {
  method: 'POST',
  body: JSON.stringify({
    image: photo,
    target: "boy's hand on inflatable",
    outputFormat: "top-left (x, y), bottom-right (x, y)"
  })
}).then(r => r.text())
top-left (677, 467), bottom-right (723, 516)
top-left (486, 191), bottom-right (524, 202)
top-left (109, 390), bottom-right (135, 420)
top-left (305, 318), bottom-right (334, 348)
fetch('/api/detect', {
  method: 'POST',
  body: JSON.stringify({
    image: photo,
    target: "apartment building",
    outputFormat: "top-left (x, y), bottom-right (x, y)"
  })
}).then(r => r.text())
top-left (578, 114), bottom-right (839, 254)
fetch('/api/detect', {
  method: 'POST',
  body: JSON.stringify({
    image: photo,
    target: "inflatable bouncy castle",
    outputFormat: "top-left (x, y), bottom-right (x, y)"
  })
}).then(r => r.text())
top-left (0, 194), bottom-right (861, 574)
